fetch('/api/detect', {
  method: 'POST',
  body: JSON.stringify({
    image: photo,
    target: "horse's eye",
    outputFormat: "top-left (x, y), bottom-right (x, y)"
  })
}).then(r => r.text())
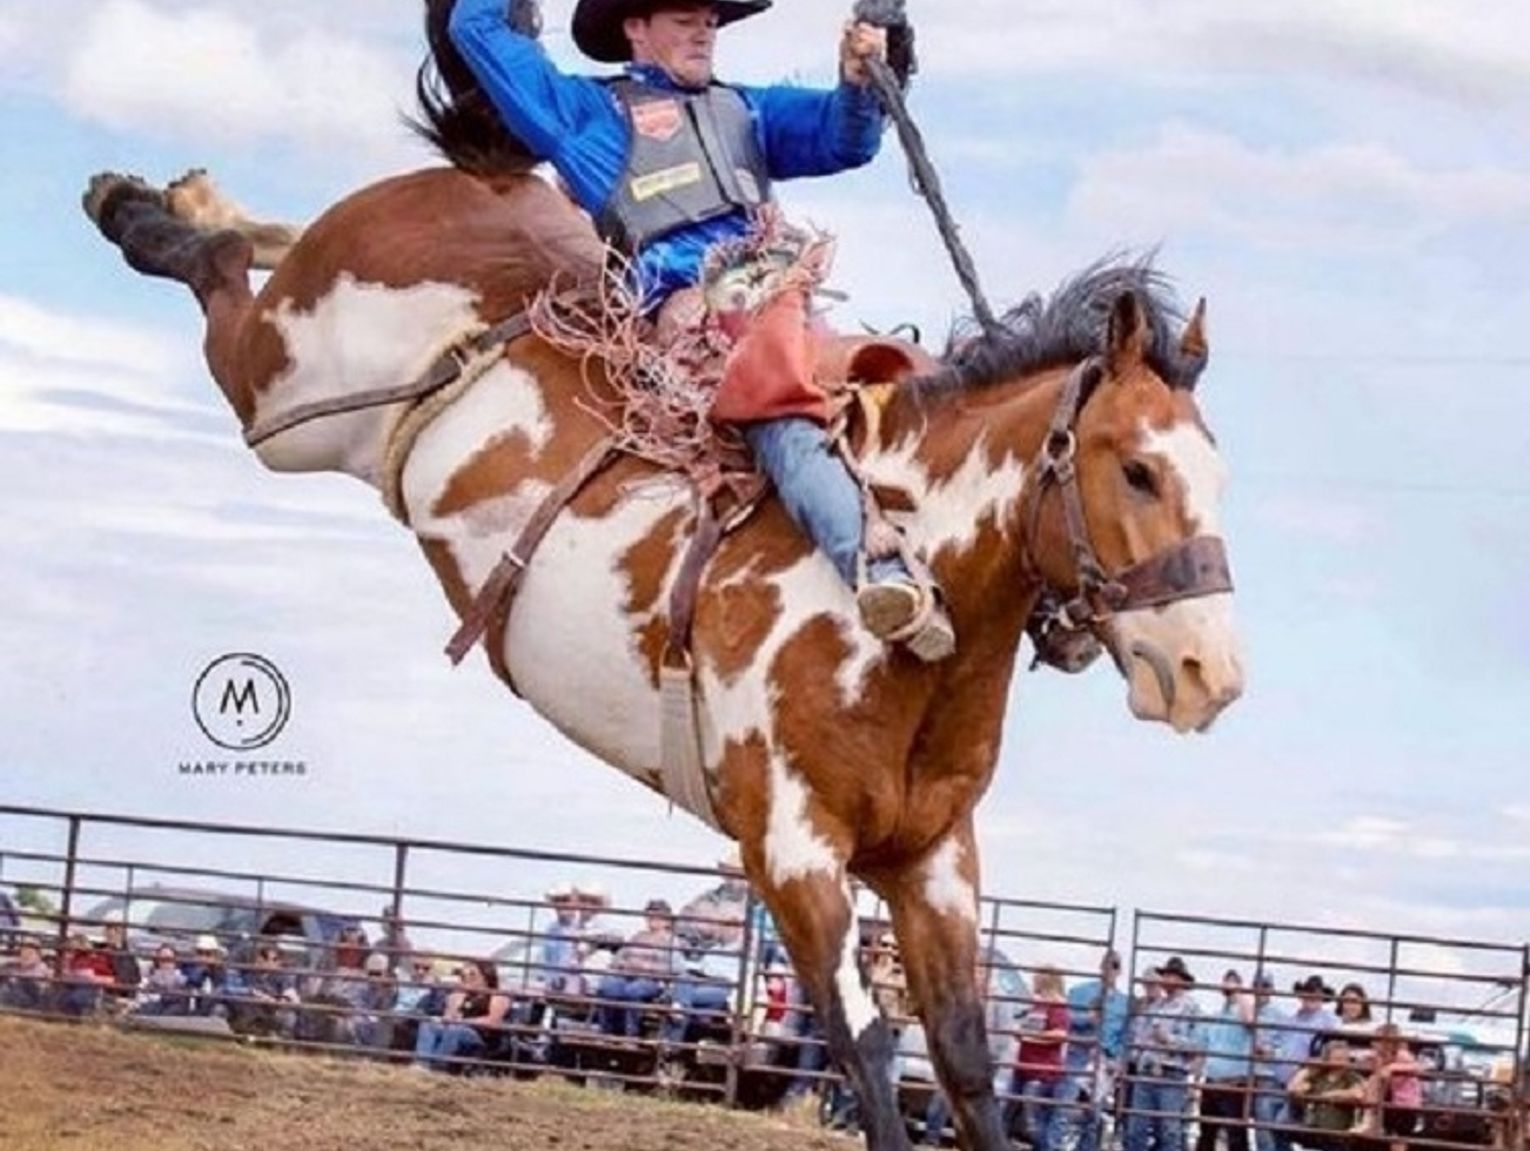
top-left (1123, 460), bottom-right (1159, 497)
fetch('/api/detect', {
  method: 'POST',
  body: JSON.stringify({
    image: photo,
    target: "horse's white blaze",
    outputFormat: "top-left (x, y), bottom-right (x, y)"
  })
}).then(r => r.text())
top-left (1140, 420), bottom-right (1225, 535)
top-left (763, 751), bottom-right (839, 888)
top-left (1116, 418), bottom-right (1244, 731)
top-left (835, 885), bottom-right (881, 1041)
top-left (256, 276), bottom-right (483, 480)
top-left (923, 836), bottom-right (978, 925)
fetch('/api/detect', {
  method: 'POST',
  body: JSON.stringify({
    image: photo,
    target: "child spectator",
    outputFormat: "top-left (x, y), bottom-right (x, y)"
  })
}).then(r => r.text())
top-left (57, 931), bottom-right (114, 1017)
top-left (229, 942), bottom-right (299, 1037)
top-left (1009, 965), bottom-right (1070, 1151)
top-left (1289, 1036), bottom-right (1369, 1150)
top-left (596, 900), bottom-right (677, 1038)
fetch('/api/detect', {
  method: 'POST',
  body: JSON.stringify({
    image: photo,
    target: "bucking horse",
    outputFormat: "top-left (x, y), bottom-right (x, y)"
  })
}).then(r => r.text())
top-left (79, 3), bottom-right (1245, 1146)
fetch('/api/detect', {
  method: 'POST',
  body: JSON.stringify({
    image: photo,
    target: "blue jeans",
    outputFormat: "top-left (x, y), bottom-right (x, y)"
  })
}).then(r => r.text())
top-left (1125, 1071), bottom-right (1190, 1151)
top-left (414, 1019), bottom-right (485, 1067)
top-left (1049, 1069), bottom-right (1106, 1151)
top-left (596, 975), bottom-right (665, 1037)
top-left (744, 418), bottom-right (907, 588)
top-left (1251, 1078), bottom-right (1290, 1151)
top-left (1007, 1073), bottom-right (1060, 1151)
top-left (665, 978), bottom-right (732, 1043)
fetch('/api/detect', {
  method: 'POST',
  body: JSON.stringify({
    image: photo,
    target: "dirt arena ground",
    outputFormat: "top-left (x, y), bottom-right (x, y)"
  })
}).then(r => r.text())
top-left (0, 1016), bottom-right (856, 1151)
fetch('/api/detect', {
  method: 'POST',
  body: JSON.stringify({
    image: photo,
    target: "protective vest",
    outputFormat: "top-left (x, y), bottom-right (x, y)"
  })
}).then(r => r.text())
top-left (597, 79), bottom-right (773, 254)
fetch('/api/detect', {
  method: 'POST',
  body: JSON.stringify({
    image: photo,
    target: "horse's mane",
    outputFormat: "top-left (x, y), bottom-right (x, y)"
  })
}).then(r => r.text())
top-left (913, 256), bottom-right (1206, 400)
top-left (411, 0), bottom-right (540, 175)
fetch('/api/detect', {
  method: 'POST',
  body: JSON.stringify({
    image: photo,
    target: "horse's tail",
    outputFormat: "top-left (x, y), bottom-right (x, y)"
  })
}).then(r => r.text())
top-left (410, 0), bottom-right (539, 175)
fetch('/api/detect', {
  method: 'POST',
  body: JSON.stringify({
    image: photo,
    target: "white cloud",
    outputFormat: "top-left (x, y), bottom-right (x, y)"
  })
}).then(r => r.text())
top-left (0, 293), bottom-right (179, 376)
top-left (1069, 125), bottom-right (1530, 253)
top-left (59, 0), bottom-right (423, 163)
top-left (892, 1), bottom-right (1530, 106)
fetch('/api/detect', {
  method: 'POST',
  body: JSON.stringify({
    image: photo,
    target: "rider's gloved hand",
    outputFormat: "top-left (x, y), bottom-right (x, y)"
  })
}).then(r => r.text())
top-left (839, 20), bottom-right (889, 87)
top-left (506, 0), bottom-right (541, 37)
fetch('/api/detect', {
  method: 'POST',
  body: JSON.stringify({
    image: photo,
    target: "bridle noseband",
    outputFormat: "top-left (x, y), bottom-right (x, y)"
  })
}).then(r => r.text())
top-left (1022, 358), bottom-right (1234, 637)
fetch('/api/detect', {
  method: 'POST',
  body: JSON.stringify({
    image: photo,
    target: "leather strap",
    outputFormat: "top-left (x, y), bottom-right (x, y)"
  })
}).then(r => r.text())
top-left (665, 500), bottom-right (724, 666)
top-left (244, 313), bottom-right (536, 449)
top-left (1113, 535), bottom-right (1233, 612)
top-left (445, 438), bottom-right (618, 668)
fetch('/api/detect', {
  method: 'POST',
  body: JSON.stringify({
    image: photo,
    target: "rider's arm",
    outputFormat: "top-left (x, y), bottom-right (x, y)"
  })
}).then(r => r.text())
top-left (447, 0), bottom-right (616, 166)
top-left (741, 81), bottom-right (885, 180)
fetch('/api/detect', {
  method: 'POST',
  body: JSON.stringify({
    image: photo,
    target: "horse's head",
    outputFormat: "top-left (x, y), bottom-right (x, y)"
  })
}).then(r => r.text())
top-left (1027, 289), bottom-right (1244, 733)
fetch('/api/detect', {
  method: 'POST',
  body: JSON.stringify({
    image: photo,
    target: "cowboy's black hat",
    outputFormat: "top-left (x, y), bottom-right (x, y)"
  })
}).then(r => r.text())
top-left (573, 0), bottom-right (773, 64)
top-left (1155, 955), bottom-right (1196, 984)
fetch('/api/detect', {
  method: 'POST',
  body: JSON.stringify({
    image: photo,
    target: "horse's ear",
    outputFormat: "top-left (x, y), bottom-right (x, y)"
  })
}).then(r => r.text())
top-left (1181, 298), bottom-right (1209, 360)
top-left (1107, 291), bottom-right (1151, 375)
top-left (1178, 298), bottom-right (1210, 389)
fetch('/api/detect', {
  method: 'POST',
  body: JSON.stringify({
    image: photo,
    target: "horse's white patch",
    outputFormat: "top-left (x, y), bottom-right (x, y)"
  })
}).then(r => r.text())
top-left (256, 275), bottom-right (483, 480)
top-left (763, 751), bottom-right (839, 887)
top-left (835, 886), bottom-right (881, 1042)
top-left (923, 837), bottom-right (978, 925)
top-left (862, 434), bottom-right (1028, 560)
top-left (1140, 421), bottom-right (1225, 535)
top-left (404, 360), bottom-right (554, 539)
top-left (505, 487), bottom-right (692, 791)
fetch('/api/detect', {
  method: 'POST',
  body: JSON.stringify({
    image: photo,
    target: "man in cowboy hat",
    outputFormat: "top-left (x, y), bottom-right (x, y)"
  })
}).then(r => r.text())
top-left (447, 0), bottom-right (956, 661)
top-left (1124, 957), bottom-right (1203, 1151)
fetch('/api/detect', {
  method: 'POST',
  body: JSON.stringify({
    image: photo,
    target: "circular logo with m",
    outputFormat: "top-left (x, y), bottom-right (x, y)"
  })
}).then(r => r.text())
top-left (192, 654), bottom-right (292, 751)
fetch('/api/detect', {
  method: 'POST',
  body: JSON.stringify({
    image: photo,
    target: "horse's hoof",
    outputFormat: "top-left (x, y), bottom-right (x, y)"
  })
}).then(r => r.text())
top-left (81, 172), bottom-right (165, 228)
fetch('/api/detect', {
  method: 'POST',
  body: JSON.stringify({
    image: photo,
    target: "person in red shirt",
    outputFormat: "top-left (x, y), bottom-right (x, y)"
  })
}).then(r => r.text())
top-left (1008, 966), bottom-right (1070, 1150)
top-left (58, 931), bottom-right (114, 1016)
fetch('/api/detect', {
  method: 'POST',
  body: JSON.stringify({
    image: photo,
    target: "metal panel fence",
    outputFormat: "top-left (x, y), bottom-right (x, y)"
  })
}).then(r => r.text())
top-left (0, 805), bottom-right (1525, 1150)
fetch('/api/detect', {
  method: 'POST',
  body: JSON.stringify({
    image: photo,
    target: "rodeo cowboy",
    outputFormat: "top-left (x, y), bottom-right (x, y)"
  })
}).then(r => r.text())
top-left (447, 0), bottom-right (956, 661)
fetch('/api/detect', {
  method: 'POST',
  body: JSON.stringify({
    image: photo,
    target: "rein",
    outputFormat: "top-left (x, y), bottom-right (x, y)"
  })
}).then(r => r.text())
top-left (1023, 359), bottom-right (1234, 631)
top-left (241, 313), bottom-right (536, 450)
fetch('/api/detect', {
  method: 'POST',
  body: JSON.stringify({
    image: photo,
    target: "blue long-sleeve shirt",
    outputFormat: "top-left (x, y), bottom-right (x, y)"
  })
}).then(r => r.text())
top-left (1063, 978), bottom-right (1130, 1070)
top-left (447, 0), bottom-right (885, 303)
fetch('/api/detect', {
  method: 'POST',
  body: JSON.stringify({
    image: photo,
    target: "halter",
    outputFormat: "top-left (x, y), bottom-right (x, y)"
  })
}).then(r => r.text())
top-left (1022, 358), bottom-right (1234, 635)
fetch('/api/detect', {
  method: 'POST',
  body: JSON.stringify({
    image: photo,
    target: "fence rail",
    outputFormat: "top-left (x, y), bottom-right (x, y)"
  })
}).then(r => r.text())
top-left (0, 806), bottom-right (1525, 1148)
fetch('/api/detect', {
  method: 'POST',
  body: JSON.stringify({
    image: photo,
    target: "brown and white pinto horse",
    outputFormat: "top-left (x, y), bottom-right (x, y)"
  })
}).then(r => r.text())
top-left (82, 132), bottom-right (1242, 1151)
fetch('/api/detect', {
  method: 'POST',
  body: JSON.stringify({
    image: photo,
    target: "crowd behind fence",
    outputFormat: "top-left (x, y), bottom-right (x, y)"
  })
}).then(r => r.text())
top-left (0, 806), bottom-right (1524, 1150)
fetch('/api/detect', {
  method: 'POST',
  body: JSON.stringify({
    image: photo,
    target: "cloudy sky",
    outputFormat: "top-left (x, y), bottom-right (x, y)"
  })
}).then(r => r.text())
top-left (0, 0), bottom-right (1527, 1002)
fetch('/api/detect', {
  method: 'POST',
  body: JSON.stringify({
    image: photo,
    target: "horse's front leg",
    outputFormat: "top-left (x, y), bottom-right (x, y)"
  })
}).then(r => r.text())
top-left (740, 840), bottom-right (911, 1151)
top-left (876, 819), bottom-right (1008, 1151)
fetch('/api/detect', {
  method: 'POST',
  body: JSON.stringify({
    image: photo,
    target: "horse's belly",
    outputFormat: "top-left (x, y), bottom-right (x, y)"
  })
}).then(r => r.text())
top-left (501, 487), bottom-right (685, 787)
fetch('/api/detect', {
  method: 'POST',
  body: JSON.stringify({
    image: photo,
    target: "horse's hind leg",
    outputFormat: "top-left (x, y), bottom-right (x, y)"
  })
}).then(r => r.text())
top-left (875, 821), bottom-right (1008, 1151)
top-left (83, 173), bottom-right (258, 418)
top-left (744, 851), bottom-right (911, 1151)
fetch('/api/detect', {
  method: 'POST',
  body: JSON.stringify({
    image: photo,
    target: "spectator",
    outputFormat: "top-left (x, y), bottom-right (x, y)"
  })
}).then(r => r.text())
top-left (0, 938), bottom-right (54, 1011)
top-left (95, 912), bottom-right (141, 1011)
top-left (1361, 1024), bottom-right (1422, 1151)
top-left (542, 884), bottom-right (586, 996)
top-left (1007, 965), bottom-right (1070, 1151)
top-left (179, 934), bottom-right (234, 1019)
top-left (674, 861), bottom-right (749, 948)
top-left (665, 943), bottom-right (737, 1048)
top-left (352, 952), bottom-right (398, 1051)
top-left (228, 942), bottom-right (299, 1038)
top-left (1288, 1036), bottom-right (1367, 1151)
top-left (413, 958), bottom-right (510, 1070)
top-left (1336, 984), bottom-right (1373, 1030)
top-left (1249, 973), bottom-right (1293, 1151)
top-left (134, 944), bottom-right (190, 1016)
top-left (393, 955), bottom-right (449, 1051)
top-left (57, 931), bottom-right (114, 1017)
top-left (304, 927), bottom-right (372, 1044)
top-left (1050, 949), bottom-right (1131, 1151)
top-left (596, 899), bottom-right (677, 1038)
top-left (1124, 966), bottom-right (1166, 1151)
top-left (1280, 977), bottom-right (1341, 1085)
top-left (1197, 969), bottom-right (1256, 1151)
top-left (1124, 957), bottom-right (1202, 1151)
top-left (377, 904), bottom-right (414, 973)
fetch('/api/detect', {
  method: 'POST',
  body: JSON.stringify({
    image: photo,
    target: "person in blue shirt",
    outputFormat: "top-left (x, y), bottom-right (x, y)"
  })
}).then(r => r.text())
top-left (1197, 969), bottom-right (1257, 1151)
top-left (445, 0), bottom-right (956, 661)
top-left (1049, 949), bottom-right (1131, 1151)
